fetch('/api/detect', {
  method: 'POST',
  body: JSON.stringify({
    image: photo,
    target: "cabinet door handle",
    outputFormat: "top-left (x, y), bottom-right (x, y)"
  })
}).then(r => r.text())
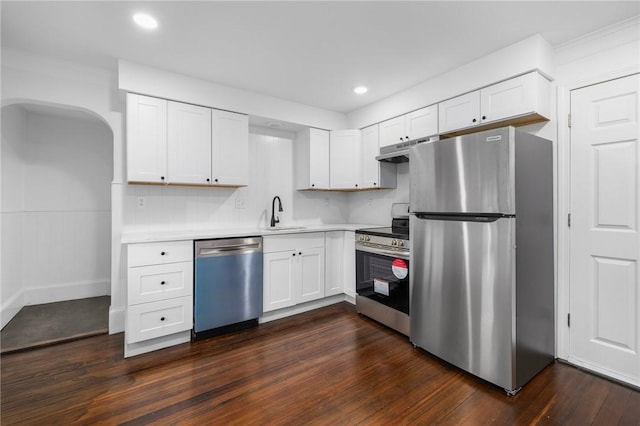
top-left (206, 178), bottom-right (210, 182)
top-left (373, 182), bottom-right (377, 186)
top-left (160, 281), bottom-right (166, 285)
top-left (482, 115), bottom-right (486, 120)
top-left (472, 118), bottom-right (477, 123)
top-left (160, 317), bottom-right (165, 321)
top-left (311, 184), bottom-right (315, 188)
top-left (160, 251), bottom-right (166, 256)
top-left (214, 178), bottom-right (219, 183)
top-left (298, 252), bottom-right (302, 255)
top-left (292, 253), bottom-right (296, 256)
top-left (160, 176), bottom-right (165, 181)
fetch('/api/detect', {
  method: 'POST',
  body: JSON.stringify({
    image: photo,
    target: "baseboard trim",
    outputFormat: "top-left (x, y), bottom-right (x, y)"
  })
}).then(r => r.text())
top-left (563, 357), bottom-right (640, 390)
top-left (23, 280), bottom-right (110, 306)
top-left (259, 294), bottom-right (346, 324)
top-left (109, 306), bottom-right (125, 334)
top-left (1, 290), bottom-right (25, 329)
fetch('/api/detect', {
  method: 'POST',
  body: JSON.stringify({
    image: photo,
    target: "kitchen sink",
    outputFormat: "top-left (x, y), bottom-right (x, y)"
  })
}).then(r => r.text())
top-left (264, 226), bottom-right (307, 231)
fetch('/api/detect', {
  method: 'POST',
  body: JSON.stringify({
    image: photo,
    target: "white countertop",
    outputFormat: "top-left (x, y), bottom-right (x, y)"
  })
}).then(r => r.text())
top-left (121, 223), bottom-right (377, 244)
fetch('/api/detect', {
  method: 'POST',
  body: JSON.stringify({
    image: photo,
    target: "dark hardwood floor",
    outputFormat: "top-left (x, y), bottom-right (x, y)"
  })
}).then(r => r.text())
top-left (2, 302), bottom-right (639, 425)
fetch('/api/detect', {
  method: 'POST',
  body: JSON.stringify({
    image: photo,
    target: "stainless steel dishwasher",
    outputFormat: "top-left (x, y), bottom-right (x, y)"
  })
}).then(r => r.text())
top-left (193, 237), bottom-right (263, 341)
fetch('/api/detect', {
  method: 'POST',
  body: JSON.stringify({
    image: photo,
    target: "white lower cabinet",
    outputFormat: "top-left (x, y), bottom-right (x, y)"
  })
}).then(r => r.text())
top-left (263, 233), bottom-right (326, 312)
top-left (263, 251), bottom-right (296, 311)
top-left (342, 231), bottom-right (356, 298)
top-left (125, 240), bottom-right (193, 357)
top-left (325, 231), bottom-right (345, 296)
top-left (127, 296), bottom-right (193, 344)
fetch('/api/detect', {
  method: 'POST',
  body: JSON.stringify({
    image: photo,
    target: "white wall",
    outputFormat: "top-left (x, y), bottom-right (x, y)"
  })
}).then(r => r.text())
top-left (550, 15), bottom-right (640, 362)
top-left (347, 34), bottom-right (554, 130)
top-left (1, 105), bottom-right (27, 327)
top-left (348, 163), bottom-right (410, 225)
top-left (123, 127), bottom-right (349, 232)
top-left (0, 105), bottom-right (113, 327)
top-left (119, 60), bottom-right (348, 131)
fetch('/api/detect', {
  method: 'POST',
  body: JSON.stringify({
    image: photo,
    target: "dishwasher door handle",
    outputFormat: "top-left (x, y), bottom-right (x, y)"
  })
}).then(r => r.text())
top-left (198, 244), bottom-right (261, 257)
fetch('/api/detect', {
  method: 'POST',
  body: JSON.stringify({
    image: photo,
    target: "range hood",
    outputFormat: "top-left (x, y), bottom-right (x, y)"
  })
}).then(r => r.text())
top-left (376, 135), bottom-right (439, 163)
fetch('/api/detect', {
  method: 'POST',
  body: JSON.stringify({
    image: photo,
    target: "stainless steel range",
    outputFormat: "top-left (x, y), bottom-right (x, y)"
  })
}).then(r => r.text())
top-left (355, 203), bottom-right (410, 335)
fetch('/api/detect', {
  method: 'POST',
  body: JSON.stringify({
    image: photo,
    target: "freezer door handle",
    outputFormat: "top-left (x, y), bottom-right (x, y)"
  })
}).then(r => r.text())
top-left (414, 213), bottom-right (513, 222)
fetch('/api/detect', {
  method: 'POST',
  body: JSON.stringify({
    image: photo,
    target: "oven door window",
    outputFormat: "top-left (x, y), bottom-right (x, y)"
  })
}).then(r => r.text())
top-left (356, 250), bottom-right (409, 314)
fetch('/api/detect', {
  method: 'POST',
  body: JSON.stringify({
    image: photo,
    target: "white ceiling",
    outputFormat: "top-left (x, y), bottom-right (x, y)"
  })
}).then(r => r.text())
top-left (2, 1), bottom-right (638, 114)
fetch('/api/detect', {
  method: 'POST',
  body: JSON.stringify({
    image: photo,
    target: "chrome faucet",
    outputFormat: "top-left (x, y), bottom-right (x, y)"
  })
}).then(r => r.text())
top-left (270, 196), bottom-right (283, 228)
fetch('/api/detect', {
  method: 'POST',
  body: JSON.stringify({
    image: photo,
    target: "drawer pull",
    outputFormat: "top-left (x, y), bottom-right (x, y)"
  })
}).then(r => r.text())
top-left (160, 251), bottom-right (166, 256)
top-left (160, 281), bottom-right (166, 285)
top-left (160, 317), bottom-right (165, 322)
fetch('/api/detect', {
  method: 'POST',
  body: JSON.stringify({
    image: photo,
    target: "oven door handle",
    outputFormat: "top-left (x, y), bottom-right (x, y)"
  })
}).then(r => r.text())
top-left (356, 244), bottom-right (410, 260)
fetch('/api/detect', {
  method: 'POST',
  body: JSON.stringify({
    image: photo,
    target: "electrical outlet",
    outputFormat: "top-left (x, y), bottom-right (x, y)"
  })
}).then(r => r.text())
top-left (137, 196), bottom-right (145, 208)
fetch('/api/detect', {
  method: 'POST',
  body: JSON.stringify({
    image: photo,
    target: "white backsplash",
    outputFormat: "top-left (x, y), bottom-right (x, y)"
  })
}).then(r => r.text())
top-left (348, 162), bottom-right (410, 225)
top-left (122, 128), bottom-right (350, 232)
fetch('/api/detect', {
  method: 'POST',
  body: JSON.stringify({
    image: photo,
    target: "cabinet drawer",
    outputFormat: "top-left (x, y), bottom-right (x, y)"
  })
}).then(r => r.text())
top-left (128, 261), bottom-right (193, 305)
top-left (263, 232), bottom-right (325, 253)
top-left (128, 240), bottom-right (193, 267)
top-left (126, 296), bottom-right (193, 344)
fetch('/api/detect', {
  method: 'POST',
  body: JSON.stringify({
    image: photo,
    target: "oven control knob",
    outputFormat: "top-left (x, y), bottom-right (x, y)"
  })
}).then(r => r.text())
top-left (365, 236), bottom-right (371, 242)
top-left (391, 239), bottom-right (397, 246)
top-left (397, 240), bottom-right (404, 247)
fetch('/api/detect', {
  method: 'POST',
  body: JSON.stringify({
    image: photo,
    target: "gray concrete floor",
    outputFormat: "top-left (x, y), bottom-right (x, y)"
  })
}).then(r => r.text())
top-left (1, 296), bottom-right (109, 354)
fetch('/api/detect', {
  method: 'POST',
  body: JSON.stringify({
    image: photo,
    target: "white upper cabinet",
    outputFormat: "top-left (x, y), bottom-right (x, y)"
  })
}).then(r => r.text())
top-left (127, 94), bottom-right (168, 183)
top-left (330, 130), bottom-right (361, 190)
top-left (211, 109), bottom-right (249, 186)
top-left (127, 94), bottom-right (249, 187)
top-left (360, 125), bottom-right (396, 189)
top-left (295, 128), bottom-right (330, 190)
top-left (438, 72), bottom-right (551, 134)
top-left (480, 71), bottom-right (550, 125)
top-left (438, 91), bottom-right (482, 134)
top-left (379, 115), bottom-right (406, 148)
top-left (379, 105), bottom-right (438, 148)
top-left (405, 105), bottom-right (438, 141)
top-left (167, 101), bottom-right (212, 185)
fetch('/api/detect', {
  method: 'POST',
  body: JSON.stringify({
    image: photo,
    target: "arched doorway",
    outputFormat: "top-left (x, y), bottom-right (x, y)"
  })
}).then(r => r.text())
top-left (1, 102), bottom-right (114, 351)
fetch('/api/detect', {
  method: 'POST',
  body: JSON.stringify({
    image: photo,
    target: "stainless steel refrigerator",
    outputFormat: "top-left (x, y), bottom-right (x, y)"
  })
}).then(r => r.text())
top-left (408, 126), bottom-right (554, 394)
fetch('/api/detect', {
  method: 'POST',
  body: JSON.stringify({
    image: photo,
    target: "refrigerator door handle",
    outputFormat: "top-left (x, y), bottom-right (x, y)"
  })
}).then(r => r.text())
top-left (414, 213), bottom-right (514, 222)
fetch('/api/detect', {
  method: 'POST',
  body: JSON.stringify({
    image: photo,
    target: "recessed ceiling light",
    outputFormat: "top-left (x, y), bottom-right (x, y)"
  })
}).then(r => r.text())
top-left (353, 86), bottom-right (368, 95)
top-left (133, 13), bottom-right (158, 30)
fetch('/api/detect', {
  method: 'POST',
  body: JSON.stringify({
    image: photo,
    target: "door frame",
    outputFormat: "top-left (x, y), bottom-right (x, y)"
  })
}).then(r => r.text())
top-left (557, 66), bottom-right (640, 363)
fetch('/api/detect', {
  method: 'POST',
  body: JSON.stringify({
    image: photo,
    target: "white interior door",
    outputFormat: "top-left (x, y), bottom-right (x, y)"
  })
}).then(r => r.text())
top-left (569, 73), bottom-right (640, 386)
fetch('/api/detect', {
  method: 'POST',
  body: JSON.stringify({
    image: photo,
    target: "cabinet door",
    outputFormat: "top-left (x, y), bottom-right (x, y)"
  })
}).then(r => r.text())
top-left (128, 261), bottom-right (193, 305)
top-left (360, 125), bottom-right (381, 189)
top-left (438, 91), bottom-right (481, 133)
top-left (325, 231), bottom-right (344, 296)
top-left (263, 251), bottom-right (296, 312)
top-left (211, 110), bottom-right (249, 186)
top-left (379, 115), bottom-right (405, 148)
top-left (406, 105), bottom-right (438, 140)
top-left (126, 94), bottom-right (168, 183)
top-left (309, 128), bottom-right (330, 189)
top-left (167, 101), bottom-right (212, 184)
top-left (342, 231), bottom-right (356, 298)
top-left (126, 296), bottom-right (193, 344)
top-left (297, 246), bottom-right (325, 303)
top-left (480, 72), bottom-right (539, 124)
top-left (329, 130), bottom-right (361, 189)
